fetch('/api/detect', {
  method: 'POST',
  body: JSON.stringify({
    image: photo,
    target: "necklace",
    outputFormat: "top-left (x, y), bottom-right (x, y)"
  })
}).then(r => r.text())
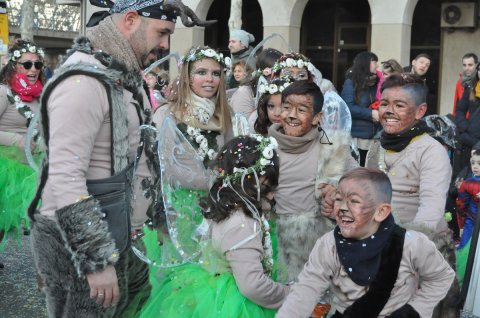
top-left (7, 88), bottom-right (35, 125)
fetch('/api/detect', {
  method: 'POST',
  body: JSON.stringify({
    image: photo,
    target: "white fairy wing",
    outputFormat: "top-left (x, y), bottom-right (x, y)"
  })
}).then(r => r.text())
top-left (156, 116), bottom-right (211, 266)
top-left (232, 112), bottom-right (251, 136)
top-left (320, 91), bottom-right (352, 133)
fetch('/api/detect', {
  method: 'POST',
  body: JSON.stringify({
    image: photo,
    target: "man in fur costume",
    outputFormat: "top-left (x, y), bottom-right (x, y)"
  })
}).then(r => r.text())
top-left (364, 73), bottom-right (460, 317)
top-left (268, 80), bottom-right (357, 282)
top-left (27, 1), bottom-right (214, 317)
top-left (276, 168), bottom-right (455, 318)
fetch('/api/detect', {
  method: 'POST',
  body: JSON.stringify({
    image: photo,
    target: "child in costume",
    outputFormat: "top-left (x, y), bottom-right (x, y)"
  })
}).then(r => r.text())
top-left (139, 135), bottom-right (290, 318)
top-left (276, 168), bottom-right (455, 318)
top-left (456, 148), bottom-right (480, 285)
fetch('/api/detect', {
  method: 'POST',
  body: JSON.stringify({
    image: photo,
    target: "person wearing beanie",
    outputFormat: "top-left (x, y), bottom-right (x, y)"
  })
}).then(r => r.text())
top-left (228, 30), bottom-right (256, 89)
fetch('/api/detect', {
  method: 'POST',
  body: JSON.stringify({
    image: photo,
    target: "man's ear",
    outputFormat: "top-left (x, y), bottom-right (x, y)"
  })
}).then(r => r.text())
top-left (374, 203), bottom-right (391, 223)
top-left (123, 10), bottom-right (141, 31)
top-left (415, 103), bottom-right (427, 120)
top-left (312, 112), bottom-right (323, 126)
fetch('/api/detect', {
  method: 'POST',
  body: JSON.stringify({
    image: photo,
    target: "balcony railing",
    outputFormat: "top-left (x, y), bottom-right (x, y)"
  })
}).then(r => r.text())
top-left (7, 1), bottom-right (80, 33)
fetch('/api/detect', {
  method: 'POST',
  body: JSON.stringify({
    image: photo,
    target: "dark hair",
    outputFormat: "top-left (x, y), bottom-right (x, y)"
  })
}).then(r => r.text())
top-left (256, 48), bottom-right (283, 70)
top-left (241, 48), bottom-right (283, 94)
top-left (370, 52), bottom-right (378, 62)
top-left (0, 39), bottom-right (45, 85)
top-left (339, 167), bottom-right (392, 204)
top-left (463, 52), bottom-right (478, 64)
top-left (413, 53), bottom-right (431, 62)
top-left (472, 149), bottom-right (480, 157)
top-left (346, 51), bottom-right (377, 103)
top-left (281, 80), bottom-right (324, 114)
top-left (201, 136), bottom-right (279, 222)
top-left (381, 73), bottom-right (427, 106)
top-left (254, 77), bottom-right (292, 134)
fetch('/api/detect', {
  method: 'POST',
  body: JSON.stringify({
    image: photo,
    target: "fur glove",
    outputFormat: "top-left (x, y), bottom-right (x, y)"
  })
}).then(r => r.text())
top-left (55, 196), bottom-right (119, 278)
top-left (387, 304), bottom-right (420, 318)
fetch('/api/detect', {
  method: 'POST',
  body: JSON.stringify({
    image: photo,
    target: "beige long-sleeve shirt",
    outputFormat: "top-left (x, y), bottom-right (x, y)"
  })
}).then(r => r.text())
top-left (276, 229), bottom-right (455, 318)
top-left (211, 210), bottom-right (290, 309)
top-left (0, 84), bottom-right (39, 148)
top-left (367, 134), bottom-right (452, 232)
top-left (39, 51), bottom-right (152, 229)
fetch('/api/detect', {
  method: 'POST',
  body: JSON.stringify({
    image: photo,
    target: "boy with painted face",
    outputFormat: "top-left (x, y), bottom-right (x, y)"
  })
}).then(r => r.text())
top-left (276, 168), bottom-right (455, 318)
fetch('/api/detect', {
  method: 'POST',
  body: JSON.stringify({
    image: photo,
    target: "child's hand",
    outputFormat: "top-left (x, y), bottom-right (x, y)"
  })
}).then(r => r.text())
top-left (319, 183), bottom-right (336, 219)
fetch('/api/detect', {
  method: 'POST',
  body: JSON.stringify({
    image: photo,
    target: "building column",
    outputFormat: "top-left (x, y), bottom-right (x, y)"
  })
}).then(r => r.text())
top-left (368, 0), bottom-right (418, 66)
top-left (258, 0), bottom-right (307, 54)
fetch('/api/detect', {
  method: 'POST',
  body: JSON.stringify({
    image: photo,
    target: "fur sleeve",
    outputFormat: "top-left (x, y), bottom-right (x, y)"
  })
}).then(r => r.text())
top-left (55, 196), bottom-right (119, 278)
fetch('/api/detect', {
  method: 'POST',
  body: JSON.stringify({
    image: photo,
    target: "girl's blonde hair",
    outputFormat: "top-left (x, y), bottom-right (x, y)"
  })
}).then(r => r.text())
top-left (169, 46), bottom-right (232, 130)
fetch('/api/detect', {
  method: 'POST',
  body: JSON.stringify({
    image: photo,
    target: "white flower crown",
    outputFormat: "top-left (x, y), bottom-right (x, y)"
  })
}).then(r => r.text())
top-left (271, 57), bottom-right (315, 74)
top-left (10, 43), bottom-right (45, 62)
top-left (182, 47), bottom-right (231, 69)
top-left (219, 135), bottom-right (278, 185)
top-left (258, 79), bottom-right (292, 95)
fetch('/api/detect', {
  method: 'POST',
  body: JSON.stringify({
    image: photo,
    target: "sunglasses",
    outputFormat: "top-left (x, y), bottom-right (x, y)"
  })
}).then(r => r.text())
top-left (16, 61), bottom-right (44, 70)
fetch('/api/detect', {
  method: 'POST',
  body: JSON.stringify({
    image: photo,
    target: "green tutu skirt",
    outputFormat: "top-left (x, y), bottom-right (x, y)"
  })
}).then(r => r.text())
top-left (138, 263), bottom-right (276, 318)
top-left (0, 146), bottom-right (39, 249)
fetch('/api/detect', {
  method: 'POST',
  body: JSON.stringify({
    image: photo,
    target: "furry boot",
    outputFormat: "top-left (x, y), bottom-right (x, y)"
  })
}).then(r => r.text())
top-left (276, 213), bottom-right (333, 282)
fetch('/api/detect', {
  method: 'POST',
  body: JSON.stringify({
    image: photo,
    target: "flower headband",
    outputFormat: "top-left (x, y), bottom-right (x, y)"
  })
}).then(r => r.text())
top-left (182, 47), bottom-right (231, 69)
top-left (10, 43), bottom-right (45, 62)
top-left (258, 77), bottom-right (293, 95)
top-left (271, 57), bottom-right (315, 74)
top-left (218, 135), bottom-right (278, 185)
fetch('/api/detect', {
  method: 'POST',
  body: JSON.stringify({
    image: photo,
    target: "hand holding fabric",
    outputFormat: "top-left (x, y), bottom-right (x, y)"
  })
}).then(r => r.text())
top-left (386, 304), bottom-right (420, 318)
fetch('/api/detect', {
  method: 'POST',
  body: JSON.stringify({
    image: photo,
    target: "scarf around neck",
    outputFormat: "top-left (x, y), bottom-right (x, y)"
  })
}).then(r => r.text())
top-left (380, 120), bottom-right (431, 152)
top-left (268, 124), bottom-right (319, 154)
top-left (461, 71), bottom-right (475, 87)
top-left (334, 214), bottom-right (396, 286)
top-left (177, 93), bottom-right (224, 132)
top-left (86, 16), bottom-right (141, 72)
top-left (10, 73), bottom-right (43, 102)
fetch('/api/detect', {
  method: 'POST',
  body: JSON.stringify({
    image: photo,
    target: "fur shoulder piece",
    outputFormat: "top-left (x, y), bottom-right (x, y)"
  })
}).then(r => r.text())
top-left (60, 36), bottom-right (94, 65)
top-left (40, 62), bottom-right (130, 174)
top-left (55, 197), bottom-right (119, 278)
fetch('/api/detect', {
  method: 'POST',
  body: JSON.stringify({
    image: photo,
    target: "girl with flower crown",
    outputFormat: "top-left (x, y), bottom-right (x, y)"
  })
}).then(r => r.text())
top-left (142, 46), bottom-right (234, 294)
top-left (139, 135), bottom-right (290, 318)
top-left (0, 39), bottom-right (45, 249)
top-left (252, 77), bottom-right (293, 135)
top-left (271, 52), bottom-right (336, 94)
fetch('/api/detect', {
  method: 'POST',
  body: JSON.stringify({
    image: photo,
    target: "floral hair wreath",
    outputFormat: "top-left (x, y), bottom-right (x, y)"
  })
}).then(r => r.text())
top-left (258, 77), bottom-right (293, 95)
top-left (218, 135), bottom-right (278, 186)
top-left (10, 43), bottom-right (45, 62)
top-left (271, 55), bottom-right (315, 74)
top-left (182, 47), bottom-right (231, 69)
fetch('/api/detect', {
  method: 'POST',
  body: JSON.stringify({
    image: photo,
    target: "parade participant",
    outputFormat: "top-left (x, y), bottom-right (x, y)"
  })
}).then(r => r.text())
top-left (363, 73), bottom-right (458, 318)
top-left (153, 45), bottom-right (233, 155)
top-left (271, 52), bottom-right (335, 94)
top-left (254, 77), bottom-right (293, 135)
top-left (0, 39), bottom-right (45, 248)
top-left (276, 168), bottom-right (455, 318)
top-left (140, 135), bottom-right (289, 318)
top-left (365, 73), bottom-right (451, 232)
top-left (28, 0), bottom-right (213, 316)
top-left (268, 80), bottom-right (356, 281)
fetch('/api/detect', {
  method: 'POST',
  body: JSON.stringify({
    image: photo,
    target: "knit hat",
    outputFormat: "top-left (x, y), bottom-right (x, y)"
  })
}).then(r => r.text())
top-left (230, 30), bottom-right (255, 47)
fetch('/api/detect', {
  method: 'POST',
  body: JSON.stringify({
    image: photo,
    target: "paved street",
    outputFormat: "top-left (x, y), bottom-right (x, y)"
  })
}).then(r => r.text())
top-left (0, 236), bottom-right (48, 318)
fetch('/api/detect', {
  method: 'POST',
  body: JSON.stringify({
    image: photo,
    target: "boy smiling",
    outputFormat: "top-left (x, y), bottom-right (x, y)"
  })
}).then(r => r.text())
top-left (276, 168), bottom-right (455, 318)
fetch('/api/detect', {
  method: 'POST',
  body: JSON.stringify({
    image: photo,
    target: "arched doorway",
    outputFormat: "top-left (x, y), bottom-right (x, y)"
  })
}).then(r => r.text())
top-left (204, 0), bottom-right (263, 57)
top-left (300, 0), bottom-right (371, 89)
top-left (411, 0), bottom-right (441, 114)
